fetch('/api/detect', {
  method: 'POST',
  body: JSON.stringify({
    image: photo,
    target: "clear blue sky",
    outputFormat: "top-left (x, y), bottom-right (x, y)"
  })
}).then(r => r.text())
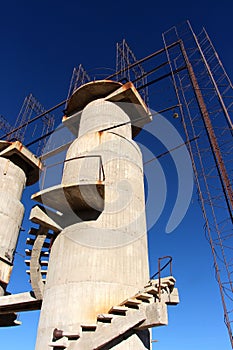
top-left (0, 0), bottom-right (233, 349)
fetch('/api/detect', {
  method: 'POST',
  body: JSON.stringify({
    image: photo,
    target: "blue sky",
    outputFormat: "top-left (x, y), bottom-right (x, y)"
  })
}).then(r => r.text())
top-left (0, 0), bottom-right (233, 349)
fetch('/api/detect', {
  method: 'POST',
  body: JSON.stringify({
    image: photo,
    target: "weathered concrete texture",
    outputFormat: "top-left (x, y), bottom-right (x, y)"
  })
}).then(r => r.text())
top-left (78, 99), bottom-right (132, 138)
top-left (0, 142), bottom-right (41, 298)
top-left (0, 158), bottom-right (25, 294)
top-left (47, 276), bottom-right (178, 349)
top-left (72, 308), bottom-right (147, 350)
top-left (63, 81), bottom-right (152, 139)
top-left (65, 81), bottom-right (122, 116)
top-left (0, 190), bottom-right (25, 261)
top-left (0, 140), bottom-right (42, 185)
top-left (35, 87), bottom-right (151, 349)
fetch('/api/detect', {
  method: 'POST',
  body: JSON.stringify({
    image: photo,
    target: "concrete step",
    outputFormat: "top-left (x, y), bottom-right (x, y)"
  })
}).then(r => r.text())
top-left (97, 313), bottom-right (116, 323)
top-left (24, 259), bottom-right (30, 266)
top-left (26, 238), bottom-right (50, 249)
top-left (120, 298), bottom-right (142, 308)
top-left (25, 259), bottom-right (49, 267)
top-left (144, 285), bottom-right (159, 296)
top-left (81, 324), bottom-right (97, 332)
top-left (28, 228), bottom-right (53, 240)
top-left (40, 270), bottom-right (48, 276)
top-left (145, 276), bottom-right (176, 287)
top-left (75, 308), bottom-right (146, 349)
top-left (25, 249), bottom-right (49, 257)
top-left (62, 276), bottom-right (178, 349)
top-left (135, 292), bottom-right (154, 302)
top-left (28, 227), bottom-right (39, 236)
top-left (108, 305), bottom-right (128, 315)
top-left (28, 278), bottom-right (46, 284)
top-left (26, 270), bottom-right (47, 276)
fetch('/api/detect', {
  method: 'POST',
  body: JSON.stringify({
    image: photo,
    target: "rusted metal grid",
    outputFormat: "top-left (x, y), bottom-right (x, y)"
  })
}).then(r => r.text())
top-left (1, 94), bottom-right (55, 156)
top-left (116, 39), bottom-right (149, 105)
top-left (162, 21), bottom-right (233, 348)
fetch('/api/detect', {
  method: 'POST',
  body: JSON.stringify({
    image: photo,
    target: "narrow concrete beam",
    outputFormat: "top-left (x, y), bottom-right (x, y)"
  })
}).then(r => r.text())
top-left (0, 292), bottom-right (41, 314)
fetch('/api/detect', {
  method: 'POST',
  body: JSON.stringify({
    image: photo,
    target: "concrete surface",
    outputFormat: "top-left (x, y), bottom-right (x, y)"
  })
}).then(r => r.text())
top-left (0, 142), bottom-right (41, 301)
top-left (35, 84), bottom-right (151, 349)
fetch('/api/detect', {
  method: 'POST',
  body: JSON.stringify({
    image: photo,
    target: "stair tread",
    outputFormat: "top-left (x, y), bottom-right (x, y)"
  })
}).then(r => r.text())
top-left (25, 249), bottom-right (49, 257)
top-left (145, 276), bottom-right (176, 287)
top-left (120, 298), bottom-right (142, 306)
top-left (97, 313), bottom-right (115, 320)
top-left (26, 238), bottom-right (50, 249)
top-left (29, 231), bottom-right (53, 239)
top-left (144, 286), bottom-right (159, 295)
top-left (26, 269), bottom-right (48, 275)
top-left (81, 324), bottom-right (97, 331)
top-left (135, 292), bottom-right (154, 300)
top-left (109, 305), bottom-right (128, 313)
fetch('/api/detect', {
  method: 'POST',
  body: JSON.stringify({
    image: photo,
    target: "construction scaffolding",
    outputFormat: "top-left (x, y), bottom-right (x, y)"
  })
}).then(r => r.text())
top-left (116, 39), bottom-right (149, 104)
top-left (0, 115), bottom-right (13, 136)
top-left (66, 64), bottom-right (90, 102)
top-left (162, 21), bottom-right (233, 347)
top-left (7, 93), bottom-right (55, 155)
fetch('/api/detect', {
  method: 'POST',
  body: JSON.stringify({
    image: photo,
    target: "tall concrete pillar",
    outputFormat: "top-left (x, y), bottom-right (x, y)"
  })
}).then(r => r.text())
top-left (0, 141), bottom-right (41, 300)
top-left (34, 81), bottom-right (152, 349)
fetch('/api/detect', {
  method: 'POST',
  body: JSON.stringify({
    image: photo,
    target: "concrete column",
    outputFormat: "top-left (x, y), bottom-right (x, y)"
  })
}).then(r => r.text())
top-left (0, 141), bottom-right (41, 300)
top-left (35, 86), bottom-right (151, 349)
top-left (0, 158), bottom-right (26, 295)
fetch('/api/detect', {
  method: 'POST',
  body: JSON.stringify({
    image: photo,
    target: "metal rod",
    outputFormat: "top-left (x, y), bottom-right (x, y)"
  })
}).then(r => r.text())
top-left (106, 41), bottom-right (180, 80)
top-left (137, 66), bottom-right (186, 91)
top-left (131, 61), bottom-right (169, 84)
top-left (144, 136), bottom-right (199, 165)
top-left (179, 40), bottom-right (233, 224)
top-left (187, 21), bottom-right (233, 135)
top-left (99, 104), bottom-right (181, 133)
top-left (202, 27), bottom-right (233, 89)
top-left (172, 40), bottom-right (233, 347)
top-left (163, 27), bottom-right (233, 347)
top-left (25, 124), bottom-right (64, 148)
top-left (2, 99), bottom-right (67, 140)
top-left (41, 154), bottom-right (105, 189)
top-left (27, 102), bottom-right (180, 151)
top-left (150, 256), bottom-right (172, 280)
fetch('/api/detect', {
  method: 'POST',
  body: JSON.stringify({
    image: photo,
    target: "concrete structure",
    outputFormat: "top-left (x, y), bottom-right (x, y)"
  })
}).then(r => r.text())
top-left (0, 81), bottom-right (179, 348)
top-left (32, 80), bottom-right (153, 349)
top-left (0, 140), bottom-right (41, 325)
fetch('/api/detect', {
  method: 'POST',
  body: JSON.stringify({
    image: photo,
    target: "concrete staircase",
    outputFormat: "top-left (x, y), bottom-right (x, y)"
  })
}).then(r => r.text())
top-left (25, 205), bottom-right (62, 299)
top-left (49, 276), bottom-right (179, 350)
top-left (24, 205), bottom-right (179, 349)
top-left (25, 227), bottom-right (51, 284)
